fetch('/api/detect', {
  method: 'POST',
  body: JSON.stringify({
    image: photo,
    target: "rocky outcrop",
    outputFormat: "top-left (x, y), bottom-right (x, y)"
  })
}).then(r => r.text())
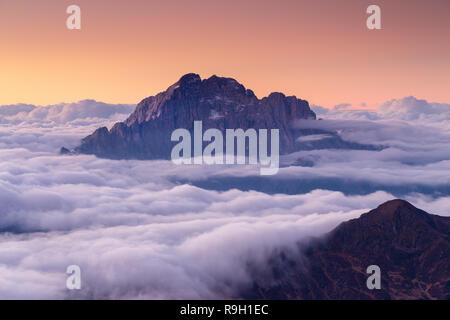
top-left (74, 73), bottom-right (316, 159)
top-left (243, 200), bottom-right (450, 300)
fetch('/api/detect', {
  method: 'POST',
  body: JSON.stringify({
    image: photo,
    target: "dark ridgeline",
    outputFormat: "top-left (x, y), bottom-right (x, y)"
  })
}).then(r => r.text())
top-left (73, 73), bottom-right (316, 159)
top-left (243, 199), bottom-right (450, 300)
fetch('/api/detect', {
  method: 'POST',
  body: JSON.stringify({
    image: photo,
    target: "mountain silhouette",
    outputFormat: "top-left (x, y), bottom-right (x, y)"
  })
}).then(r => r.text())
top-left (73, 73), bottom-right (315, 159)
top-left (70, 73), bottom-right (380, 160)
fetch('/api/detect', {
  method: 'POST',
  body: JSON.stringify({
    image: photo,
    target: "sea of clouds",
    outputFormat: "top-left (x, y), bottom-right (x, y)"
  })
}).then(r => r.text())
top-left (0, 97), bottom-right (449, 299)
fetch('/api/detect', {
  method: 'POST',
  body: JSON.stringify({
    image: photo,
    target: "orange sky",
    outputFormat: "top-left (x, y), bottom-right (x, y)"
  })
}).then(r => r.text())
top-left (1, 0), bottom-right (449, 109)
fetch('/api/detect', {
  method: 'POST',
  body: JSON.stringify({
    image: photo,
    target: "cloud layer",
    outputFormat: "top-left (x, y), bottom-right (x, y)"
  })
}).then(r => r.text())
top-left (0, 97), bottom-right (449, 299)
top-left (0, 100), bottom-right (134, 125)
top-left (311, 96), bottom-right (450, 131)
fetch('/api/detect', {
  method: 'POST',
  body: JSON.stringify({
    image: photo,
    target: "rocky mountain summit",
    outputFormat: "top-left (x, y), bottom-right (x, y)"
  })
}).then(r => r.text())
top-left (243, 199), bottom-right (450, 300)
top-left (73, 73), bottom-right (317, 159)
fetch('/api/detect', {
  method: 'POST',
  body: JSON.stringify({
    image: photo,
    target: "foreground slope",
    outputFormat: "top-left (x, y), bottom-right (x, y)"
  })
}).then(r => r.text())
top-left (244, 199), bottom-right (450, 300)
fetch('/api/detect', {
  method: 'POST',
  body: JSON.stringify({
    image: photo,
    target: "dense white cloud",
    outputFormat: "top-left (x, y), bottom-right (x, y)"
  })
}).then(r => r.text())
top-left (292, 98), bottom-right (450, 186)
top-left (378, 97), bottom-right (450, 121)
top-left (0, 97), bottom-right (449, 299)
top-left (0, 100), bottom-right (134, 152)
top-left (311, 96), bottom-right (450, 131)
top-left (0, 190), bottom-right (374, 299)
top-left (0, 100), bottom-right (134, 125)
top-left (0, 175), bottom-right (448, 299)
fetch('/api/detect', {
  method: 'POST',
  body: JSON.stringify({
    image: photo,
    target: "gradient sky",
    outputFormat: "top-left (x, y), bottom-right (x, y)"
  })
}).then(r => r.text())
top-left (1, 0), bottom-right (449, 108)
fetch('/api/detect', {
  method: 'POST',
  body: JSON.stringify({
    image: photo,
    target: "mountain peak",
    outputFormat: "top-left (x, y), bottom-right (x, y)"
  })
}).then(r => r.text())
top-left (357, 199), bottom-right (431, 227)
top-left (371, 199), bottom-right (418, 216)
top-left (178, 73), bottom-right (201, 86)
top-left (376, 198), bottom-right (412, 209)
top-left (74, 73), bottom-right (316, 159)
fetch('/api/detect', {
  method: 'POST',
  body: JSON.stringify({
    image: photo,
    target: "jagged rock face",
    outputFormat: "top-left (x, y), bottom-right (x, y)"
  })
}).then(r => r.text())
top-left (75, 73), bottom-right (316, 159)
top-left (243, 200), bottom-right (450, 300)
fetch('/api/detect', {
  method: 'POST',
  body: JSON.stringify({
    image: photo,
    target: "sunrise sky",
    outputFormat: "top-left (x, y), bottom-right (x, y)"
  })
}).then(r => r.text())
top-left (1, 0), bottom-right (449, 109)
